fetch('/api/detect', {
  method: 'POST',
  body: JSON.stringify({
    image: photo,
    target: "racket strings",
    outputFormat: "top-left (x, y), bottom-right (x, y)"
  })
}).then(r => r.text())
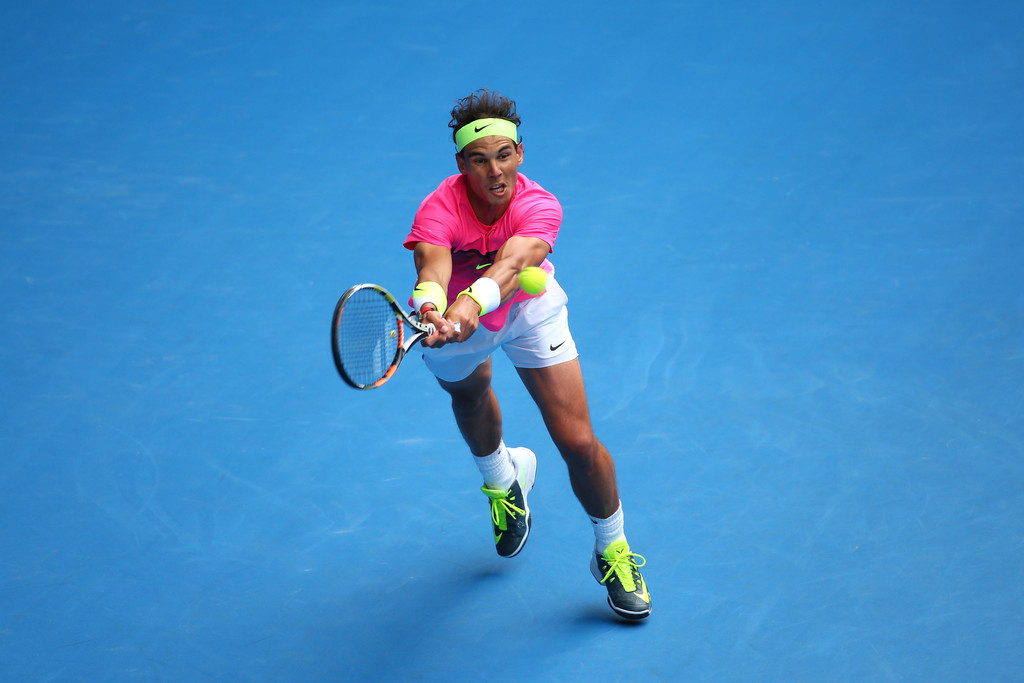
top-left (336, 289), bottom-right (401, 386)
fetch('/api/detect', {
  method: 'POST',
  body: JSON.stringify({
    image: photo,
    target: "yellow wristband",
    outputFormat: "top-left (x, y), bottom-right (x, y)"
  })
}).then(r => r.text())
top-left (412, 281), bottom-right (447, 315)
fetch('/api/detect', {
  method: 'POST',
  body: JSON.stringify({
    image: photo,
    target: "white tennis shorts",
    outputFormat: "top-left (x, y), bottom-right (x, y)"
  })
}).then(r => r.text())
top-left (420, 275), bottom-right (579, 382)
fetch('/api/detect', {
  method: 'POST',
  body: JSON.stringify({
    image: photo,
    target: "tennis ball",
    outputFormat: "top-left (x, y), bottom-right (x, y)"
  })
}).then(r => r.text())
top-left (518, 266), bottom-right (548, 295)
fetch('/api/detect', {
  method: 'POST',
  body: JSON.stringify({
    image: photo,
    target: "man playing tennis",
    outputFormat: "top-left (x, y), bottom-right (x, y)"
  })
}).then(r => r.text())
top-left (405, 89), bottom-right (651, 620)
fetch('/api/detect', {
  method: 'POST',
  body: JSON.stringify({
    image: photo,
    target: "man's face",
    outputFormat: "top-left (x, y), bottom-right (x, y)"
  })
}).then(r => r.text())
top-left (456, 136), bottom-right (524, 211)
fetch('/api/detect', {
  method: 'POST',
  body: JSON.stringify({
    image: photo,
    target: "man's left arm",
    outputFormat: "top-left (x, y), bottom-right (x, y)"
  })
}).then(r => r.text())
top-left (486, 235), bottom-right (552, 304)
top-left (447, 236), bottom-right (551, 319)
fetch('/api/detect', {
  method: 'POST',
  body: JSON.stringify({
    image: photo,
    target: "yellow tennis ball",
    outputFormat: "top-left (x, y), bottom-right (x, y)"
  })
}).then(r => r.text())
top-left (518, 266), bottom-right (548, 295)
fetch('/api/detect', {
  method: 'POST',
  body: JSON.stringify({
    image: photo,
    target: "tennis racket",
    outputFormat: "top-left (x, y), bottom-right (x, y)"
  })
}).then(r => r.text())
top-left (331, 283), bottom-right (450, 389)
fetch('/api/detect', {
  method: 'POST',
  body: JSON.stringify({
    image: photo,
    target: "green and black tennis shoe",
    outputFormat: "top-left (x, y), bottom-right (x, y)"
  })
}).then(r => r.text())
top-left (481, 447), bottom-right (536, 558)
top-left (591, 539), bottom-right (652, 619)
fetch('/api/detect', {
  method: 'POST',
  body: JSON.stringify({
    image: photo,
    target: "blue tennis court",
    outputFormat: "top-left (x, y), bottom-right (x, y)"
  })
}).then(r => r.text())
top-left (2, 1), bottom-right (1022, 680)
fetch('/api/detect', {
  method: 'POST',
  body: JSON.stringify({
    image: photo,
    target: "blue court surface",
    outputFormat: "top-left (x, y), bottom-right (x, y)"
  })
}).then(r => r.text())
top-left (2, 2), bottom-right (1023, 681)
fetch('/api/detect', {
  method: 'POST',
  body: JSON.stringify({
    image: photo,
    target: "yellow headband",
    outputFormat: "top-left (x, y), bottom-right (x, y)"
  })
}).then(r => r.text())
top-left (454, 118), bottom-right (519, 152)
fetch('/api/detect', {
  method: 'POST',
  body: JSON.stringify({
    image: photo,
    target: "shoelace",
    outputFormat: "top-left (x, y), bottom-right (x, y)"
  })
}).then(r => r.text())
top-left (481, 486), bottom-right (524, 530)
top-left (598, 549), bottom-right (647, 593)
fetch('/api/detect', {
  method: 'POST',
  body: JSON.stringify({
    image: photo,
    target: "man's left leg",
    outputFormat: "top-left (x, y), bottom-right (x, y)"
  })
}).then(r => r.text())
top-left (517, 360), bottom-right (651, 619)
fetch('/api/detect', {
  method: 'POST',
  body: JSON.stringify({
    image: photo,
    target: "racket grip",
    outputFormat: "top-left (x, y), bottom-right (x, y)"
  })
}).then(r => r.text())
top-left (422, 321), bottom-right (460, 336)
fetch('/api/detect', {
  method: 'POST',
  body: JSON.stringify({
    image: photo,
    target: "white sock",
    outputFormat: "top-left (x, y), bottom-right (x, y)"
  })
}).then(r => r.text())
top-left (474, 441), bottom-right (516, 490)
top-left (590, 502), bottom-right (626, 553)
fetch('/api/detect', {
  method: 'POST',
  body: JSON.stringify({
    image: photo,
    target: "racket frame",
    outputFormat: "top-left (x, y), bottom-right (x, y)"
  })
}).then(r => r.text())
top-left (331, 283), bottom-right (434, 389)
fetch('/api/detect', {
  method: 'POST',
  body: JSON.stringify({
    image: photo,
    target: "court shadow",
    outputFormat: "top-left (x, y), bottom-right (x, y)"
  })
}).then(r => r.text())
top-left (321, 552), bottom-right (519, 677)
top-left (314, 542), bottom-right (652, 680)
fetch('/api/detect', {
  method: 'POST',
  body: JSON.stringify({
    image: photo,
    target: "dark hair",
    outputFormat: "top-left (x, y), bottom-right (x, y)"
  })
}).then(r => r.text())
top-left (449, 89), bottom-right (521, 145)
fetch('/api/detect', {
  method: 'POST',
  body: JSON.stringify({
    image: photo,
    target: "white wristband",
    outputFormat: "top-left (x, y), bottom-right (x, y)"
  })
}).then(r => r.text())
top-left (459, 277), bottom-right (501, 316)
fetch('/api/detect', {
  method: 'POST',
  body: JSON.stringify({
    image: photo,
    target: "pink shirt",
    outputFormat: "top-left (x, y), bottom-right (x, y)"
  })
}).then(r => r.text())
top-left (405, 172), bottom-right (561, 330)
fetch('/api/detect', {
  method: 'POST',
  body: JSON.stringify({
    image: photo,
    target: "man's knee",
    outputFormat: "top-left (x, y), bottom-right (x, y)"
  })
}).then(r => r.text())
top-left (553, 428), bottom-right (602, 464)
top-left (438, 361), bottom-right (492, 409)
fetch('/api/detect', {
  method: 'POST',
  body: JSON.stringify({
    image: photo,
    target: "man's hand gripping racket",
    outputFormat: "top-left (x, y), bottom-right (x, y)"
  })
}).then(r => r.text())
top-left (331, 283), bottom-right (459, 389)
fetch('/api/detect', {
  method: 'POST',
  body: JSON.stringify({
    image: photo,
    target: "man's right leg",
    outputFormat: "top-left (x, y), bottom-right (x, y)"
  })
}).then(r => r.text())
top-left (437, 359), bottom-right (536, 558)
top-left (437, 358), bottom-right (502, 457)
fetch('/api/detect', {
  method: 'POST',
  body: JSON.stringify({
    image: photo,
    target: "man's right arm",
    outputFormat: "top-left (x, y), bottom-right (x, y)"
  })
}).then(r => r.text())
top-left (412, 242), bottom-right (460, 345)
top-left (413, 242), bottom-right (453, 290)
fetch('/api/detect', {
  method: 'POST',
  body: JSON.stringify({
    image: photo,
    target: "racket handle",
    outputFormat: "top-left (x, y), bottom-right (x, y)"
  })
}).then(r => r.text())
top-left (421, 321), bottom-right (460, 336)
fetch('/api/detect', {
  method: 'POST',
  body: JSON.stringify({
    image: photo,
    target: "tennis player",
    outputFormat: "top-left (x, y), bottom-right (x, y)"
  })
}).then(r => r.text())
top-left (405, 89), bottom-right (651, 620)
